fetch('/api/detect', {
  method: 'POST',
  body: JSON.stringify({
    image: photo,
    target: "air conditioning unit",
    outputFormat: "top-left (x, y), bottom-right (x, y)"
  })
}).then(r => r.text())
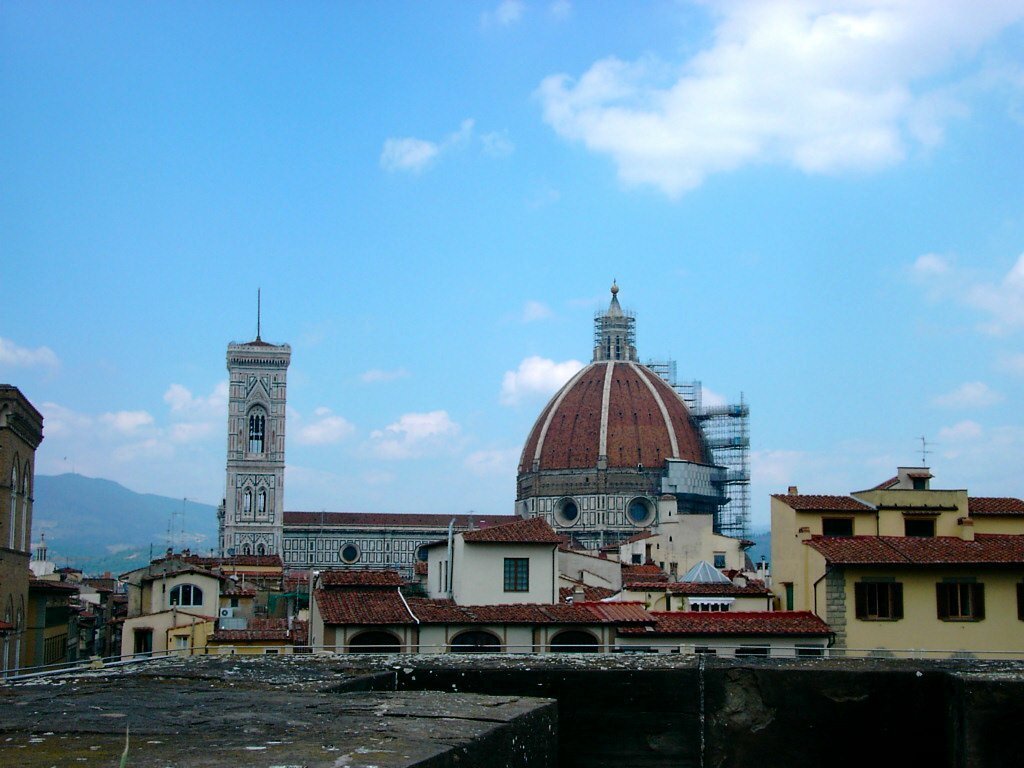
top-left (219, 608), bottom-right (234, 619)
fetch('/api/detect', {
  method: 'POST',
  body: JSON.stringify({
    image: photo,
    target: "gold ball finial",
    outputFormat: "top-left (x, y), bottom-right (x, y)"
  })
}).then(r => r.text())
top-left (610, 280), bottom-right (619, 295)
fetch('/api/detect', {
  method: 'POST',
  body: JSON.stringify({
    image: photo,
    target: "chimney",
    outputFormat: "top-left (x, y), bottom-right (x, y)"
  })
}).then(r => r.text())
top-left (958, 517), bottom-right (975, 542)
top-left (788, 486), bottom-right (799, 495)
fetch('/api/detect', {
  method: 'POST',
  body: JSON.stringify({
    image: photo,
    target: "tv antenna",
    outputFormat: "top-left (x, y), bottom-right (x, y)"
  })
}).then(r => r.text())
top-left (918, 436), bottom-right (932, 465)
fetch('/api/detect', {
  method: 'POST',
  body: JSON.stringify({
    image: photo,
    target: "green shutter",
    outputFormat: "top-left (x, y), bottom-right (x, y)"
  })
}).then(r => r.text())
top-left (973, 584), bottom-right (985, 620)
top-left (893, 583), bottom-right (904, 620)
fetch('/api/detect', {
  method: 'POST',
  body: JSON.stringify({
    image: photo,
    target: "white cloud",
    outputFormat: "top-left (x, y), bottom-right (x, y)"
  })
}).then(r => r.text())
top-left (964, 252), bottom-right (1024, 334)
top-left (380, 119), bottom-right (476, 174)
top-left (481, 130), bottom-right (515, 157)
top-left (911, 252), bottom-right (951, 277)
top-left (0, 337), bottom-right (59, 370)
top-left (521, 300), bottom-right (554, 323)
top-left (100, 410), bottom-right (154, 435)
top-left (912, 251), bottom-right (1024, 335)
top-left (996, 352), bottom-right (1024, 377)
top-left (483, 0), bottom-right (524, 27)
top-left (380, 137), bottom-right (440, 173)
top-left (701, 386), bottom-right (729, 408)
top-left (295, 407), bottom-right (356, 446)
top-left (538, 1), bottom-right (1024, 196)
top-left (360, 367), bottom-right (410, 383)
top-left (938, 419), bottom-right (985, 443)
top-left (169, 422), bottom-right (215, 443)
top-left (39, 402), bottom-right (92, 438)
top-left (932, 381), bottom-right (1004, 409)
top-left (500, 356), bottom-right (585, 406)
top-left (163, 381), bottom-right (228, 417)
top-left (550, 1), bottom-right (571, 21)
top-left (464, 448), bottom-right (520, 476)
top-left (370, 410), bottom-right (460, 459)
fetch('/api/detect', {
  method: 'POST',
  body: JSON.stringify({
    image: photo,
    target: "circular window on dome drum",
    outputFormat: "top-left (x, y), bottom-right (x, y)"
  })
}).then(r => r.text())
top-left (554, 497), bottom-right (580, 527)
top-left (340, 543), bottom-right (361, 564)
top-left (626, 497), bottom-right (655, 527)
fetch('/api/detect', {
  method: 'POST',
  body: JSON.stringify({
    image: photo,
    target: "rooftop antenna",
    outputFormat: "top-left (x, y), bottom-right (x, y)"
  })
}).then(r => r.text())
top-left (919, 436), bottom-right (932, 465)
top-left (256, 288), bottom-right (262, 341)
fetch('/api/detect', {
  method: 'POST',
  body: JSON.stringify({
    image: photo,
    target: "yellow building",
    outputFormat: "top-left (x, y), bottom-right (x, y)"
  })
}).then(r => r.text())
top-left (771, 467), bottom-right (1024, 658)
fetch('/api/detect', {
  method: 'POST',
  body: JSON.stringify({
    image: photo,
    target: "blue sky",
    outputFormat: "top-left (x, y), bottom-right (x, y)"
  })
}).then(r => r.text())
top-left (3, 1), bottom-right (1024, 532)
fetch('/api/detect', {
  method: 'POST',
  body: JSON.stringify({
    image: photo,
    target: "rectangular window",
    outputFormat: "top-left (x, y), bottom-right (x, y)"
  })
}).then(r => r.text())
top-left (904, 518), bottom-right (935, 537)
top-left (1018, 583), bottom-right (1024, 621)
top-left (855, 582), bottom-right (904, 620)
top-left (503, 557), bottom-right (529, 592)
top-left (784, 583), bottom-right (794, 612)
top-left (936, 582), bottom-right (985, 621)
top-left (713, 552), bottom-right (726, 569)
top-left (822, 518), bottom-right (854, 537)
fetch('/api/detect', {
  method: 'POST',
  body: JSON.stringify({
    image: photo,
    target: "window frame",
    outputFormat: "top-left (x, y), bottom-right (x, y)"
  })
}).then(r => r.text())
top-left (904, 518), bottom-right (936, 537)
top-left (169, 583), bottom-right (204, 608)
top-left (503, 557), bottom-right (530, 592)
top-left (821, 517), bottom-right (854, 537)
top-left (936, 581), bottom-right (985, 622)
top-left (854, 581), bottom-right (904, 621)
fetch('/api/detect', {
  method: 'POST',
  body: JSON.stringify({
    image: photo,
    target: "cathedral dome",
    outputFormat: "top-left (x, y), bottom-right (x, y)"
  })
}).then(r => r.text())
top-left (518, 360), bottom-right (710, 474)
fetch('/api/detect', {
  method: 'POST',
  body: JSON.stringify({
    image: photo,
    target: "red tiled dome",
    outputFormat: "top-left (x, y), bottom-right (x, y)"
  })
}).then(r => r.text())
top-left (518, 361), bottom-right (709, 474)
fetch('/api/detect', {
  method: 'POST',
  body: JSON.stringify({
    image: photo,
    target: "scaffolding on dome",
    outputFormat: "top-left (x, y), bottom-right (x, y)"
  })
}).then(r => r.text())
top-left (647, 359), bottom-right (750, 540)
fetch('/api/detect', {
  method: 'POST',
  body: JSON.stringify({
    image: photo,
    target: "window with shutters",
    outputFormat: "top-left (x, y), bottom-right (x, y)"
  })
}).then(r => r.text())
top-left (936, 581), bottom-right (984, 621)
top-left (854, 581), bottom-right (903, 620)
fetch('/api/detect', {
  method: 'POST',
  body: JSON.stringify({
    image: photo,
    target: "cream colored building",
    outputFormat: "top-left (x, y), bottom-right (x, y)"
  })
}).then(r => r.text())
top-left (120, 560), bottom-right (222, 657)
top-left (424, 517), bottom-right (562, 605)
top-left (612, 500), bottom-right (751, 578)
top-left (771, 467), bottom-right (1024, 657)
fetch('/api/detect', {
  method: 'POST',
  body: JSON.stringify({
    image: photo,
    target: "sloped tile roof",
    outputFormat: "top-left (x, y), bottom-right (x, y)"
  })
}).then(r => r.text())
top-left (559, 584), bottom-right (617, 602)
top-left (284, 511), bottom-right (515, 529)
top-left (618, 611), bottom-right (830, 637)
top-left (185, 554), bottom-right (284, 568)
top-left (462, 516), bottom-right (563, 544)
top-left (622, 563), bottom-right (667, 584)
top-left (771, 494), bottom-right (874, 511)
top-left (315, 588), bottom-right (414, 625)
top-left (404, 598), bottom-right (653, 626)
top-left (805, 534), bottom-right (1024, 565)
top-left (319, 569), bottom-right (405, 588)
top-left (29, 579), bottom-right (80, 592)
top-left (211, 628), bottom-right (292, 642)
top-left (872, 476), bottom-right (900, 490)
top-left (221, 582), bottom-right (257, 597)
top-left (414, 561), bottom-right (428, 576)
top-left (969, 497), bottom-right (1024, 516)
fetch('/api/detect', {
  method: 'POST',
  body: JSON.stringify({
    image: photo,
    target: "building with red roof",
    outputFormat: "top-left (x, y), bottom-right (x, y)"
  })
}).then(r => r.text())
top-left (772, 467), bottom-right (1024, 658)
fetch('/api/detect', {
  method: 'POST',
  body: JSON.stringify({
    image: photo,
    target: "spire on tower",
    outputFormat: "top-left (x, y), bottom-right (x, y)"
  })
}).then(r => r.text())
top-left (256, 288), bottom-right (262, 342)
top-left (593, 281), bottom-right (637, 362)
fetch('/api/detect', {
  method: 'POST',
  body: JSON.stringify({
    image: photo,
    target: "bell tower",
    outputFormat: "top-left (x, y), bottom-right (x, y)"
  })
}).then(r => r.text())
top-left (219, 299), bottom-right (290, 557)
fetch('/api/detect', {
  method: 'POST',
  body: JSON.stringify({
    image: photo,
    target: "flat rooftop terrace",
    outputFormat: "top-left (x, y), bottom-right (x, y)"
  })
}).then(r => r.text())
top-left (4, 654), bottom-right (1024, 767)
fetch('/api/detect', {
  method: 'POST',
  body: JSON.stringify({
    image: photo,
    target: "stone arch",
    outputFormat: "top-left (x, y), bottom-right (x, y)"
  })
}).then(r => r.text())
top-left (549, 629), bottom-right (600, 653)
top-left (347, 630), bottom-right (401, 653)
top-left (449, 630), bottom-right (502, 653)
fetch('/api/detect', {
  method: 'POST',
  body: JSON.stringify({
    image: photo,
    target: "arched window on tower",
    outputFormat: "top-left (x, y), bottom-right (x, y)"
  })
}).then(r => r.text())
top-left (256, 543), bottom-right (266, 555)
top-left (244, 490), bottom-right (253, 518)
top-left (257, 490), bottom-right (267, 517)
top-left (20, 464), bottom-right (29, 551)
top-left (8, 462), bottom-right (18, 549)
top-left (248, 409), bottom-right (266, 453)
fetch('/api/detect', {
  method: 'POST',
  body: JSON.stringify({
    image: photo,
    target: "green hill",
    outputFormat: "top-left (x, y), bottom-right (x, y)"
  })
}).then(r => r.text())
top-left (32, 474), bottom-right (219, 575)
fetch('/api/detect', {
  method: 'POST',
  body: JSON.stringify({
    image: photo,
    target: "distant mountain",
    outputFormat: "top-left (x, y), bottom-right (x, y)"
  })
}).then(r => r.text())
top-left (32, 474), bottom-right (219, 576)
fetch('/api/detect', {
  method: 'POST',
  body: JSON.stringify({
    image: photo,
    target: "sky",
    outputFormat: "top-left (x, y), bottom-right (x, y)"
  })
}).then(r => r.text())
top-left (3, 0), bottom-right (1024, 533)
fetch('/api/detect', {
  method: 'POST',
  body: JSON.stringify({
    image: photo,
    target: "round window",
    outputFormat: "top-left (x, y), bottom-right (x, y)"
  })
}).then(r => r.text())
top-left (627, 498), bottom-right (654, 526)
top-left (554, 498), bottom-right (580, 526)
top-left (340, 543), bottom-right (360, 564)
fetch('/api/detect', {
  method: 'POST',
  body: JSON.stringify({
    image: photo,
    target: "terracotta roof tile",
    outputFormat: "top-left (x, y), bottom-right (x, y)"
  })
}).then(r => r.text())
top-left (319, 569), bottom-right (405, 588)
top-left (462, 516), bottom-right (563, 544)
top-left (622, 563), bottom-right (668, 584)
top-left (559, 584), bottom-right (617, 602)
top-left (29, 579), bottom-right (80, 592)
top-left (872, 476), bottom-right (900, 490)
top-left (805, 534), bottom-right (1024, 565)
top-left (618, 611), bottom-right (830, 637)
top-left (414, 561), bottom-right (428, 576)
top-left (771, 494), bottom-right (874, 511)
top-left (284, 511), bottom-right (516, 529)
top-left (404, 598), bottom-right (652, 626)
top-left (315, 588), bottom-right (414, 625)
top-left (969, 497), bottom-right (1024, 516)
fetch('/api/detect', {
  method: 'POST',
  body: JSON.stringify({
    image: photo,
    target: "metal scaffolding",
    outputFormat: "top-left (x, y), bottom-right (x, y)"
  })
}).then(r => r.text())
top-left (647, 359), bottom-right (750, 539)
